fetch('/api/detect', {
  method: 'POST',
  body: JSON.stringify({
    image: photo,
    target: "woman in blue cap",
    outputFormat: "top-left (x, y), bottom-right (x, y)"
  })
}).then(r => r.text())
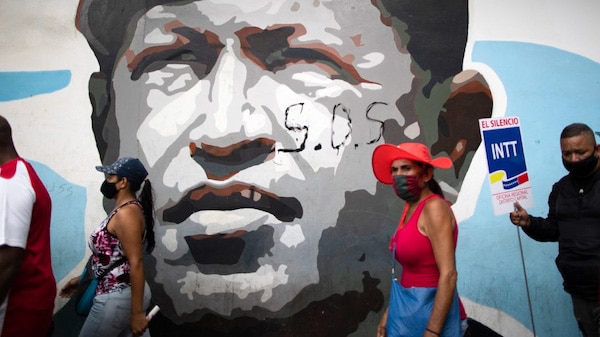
top-left (60, 157), bottom-right (155, 337)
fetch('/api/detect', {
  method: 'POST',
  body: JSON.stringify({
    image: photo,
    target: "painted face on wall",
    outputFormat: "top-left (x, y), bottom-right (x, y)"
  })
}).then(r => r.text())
top-left (111, 0), bottom-right (417, 319)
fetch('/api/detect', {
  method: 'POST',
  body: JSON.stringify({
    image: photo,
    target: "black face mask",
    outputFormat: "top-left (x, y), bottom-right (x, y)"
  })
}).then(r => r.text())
top-left (562, 154), bottom-right (599, 177)
top-left (100, 180), bottom-right (119, 199)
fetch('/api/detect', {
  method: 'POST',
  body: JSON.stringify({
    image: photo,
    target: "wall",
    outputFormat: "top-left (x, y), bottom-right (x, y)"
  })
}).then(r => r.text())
top-left (1, 0), bottom-right (599, 336)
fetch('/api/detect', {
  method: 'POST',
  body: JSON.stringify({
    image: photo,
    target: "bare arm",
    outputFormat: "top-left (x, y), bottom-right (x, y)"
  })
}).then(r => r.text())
top-left (377, 306), bottom-right (388, 337)
top-left (111, 205), bottom-right (148, 336)
top-left (420, 198), bottom-right (457, 337)
top-left (0, 245), bottom-right (25, 304)
top-left (59, 276), bottom-right (81, 298)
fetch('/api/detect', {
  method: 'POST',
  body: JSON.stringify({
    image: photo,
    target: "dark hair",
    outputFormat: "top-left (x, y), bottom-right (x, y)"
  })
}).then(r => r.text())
top-left (560, 123), bottom-right (597, 144)
top-left (0, 115), bottom-right (13, 149)
top-left (139, 180), bottom-right (156, 253)
top-left (427, 179), bottom-right (445, 199)
top-left (420, 163), bottom-right (445, 199)
top-left (123, 177), bottom-right (156, 253)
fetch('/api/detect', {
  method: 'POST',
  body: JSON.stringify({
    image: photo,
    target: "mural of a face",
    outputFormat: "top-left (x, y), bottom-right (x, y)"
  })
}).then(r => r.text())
top-left (111, 0), bottom-right (415, 317)
top-left (76, 0), bottom-right (488, 333)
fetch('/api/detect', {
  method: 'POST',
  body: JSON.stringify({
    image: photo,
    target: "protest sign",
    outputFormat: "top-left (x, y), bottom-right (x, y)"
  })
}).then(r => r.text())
top-left (479, 116), bottom-right (534, 215)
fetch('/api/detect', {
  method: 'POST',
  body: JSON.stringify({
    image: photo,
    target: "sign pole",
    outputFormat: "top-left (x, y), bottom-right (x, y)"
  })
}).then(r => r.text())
top-left (479, 116), bottom-right (537, 336)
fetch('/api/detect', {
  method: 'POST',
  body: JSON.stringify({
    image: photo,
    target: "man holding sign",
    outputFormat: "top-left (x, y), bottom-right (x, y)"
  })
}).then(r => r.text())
top-left (510, 123), bottom-right (600, 337)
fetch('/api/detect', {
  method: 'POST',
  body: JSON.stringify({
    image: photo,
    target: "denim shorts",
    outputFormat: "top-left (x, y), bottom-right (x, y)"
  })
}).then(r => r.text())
top-left (78, 282), bottom-right (151, 337)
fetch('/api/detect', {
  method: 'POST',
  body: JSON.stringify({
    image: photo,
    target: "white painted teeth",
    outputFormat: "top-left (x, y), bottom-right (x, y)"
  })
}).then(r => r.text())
top-left (241, 189), bottom-right (261, 202)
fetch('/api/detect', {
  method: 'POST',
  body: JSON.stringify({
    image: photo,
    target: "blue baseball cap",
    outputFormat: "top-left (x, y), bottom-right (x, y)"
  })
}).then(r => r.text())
top-left (96, 157), bottom-right (148, 185)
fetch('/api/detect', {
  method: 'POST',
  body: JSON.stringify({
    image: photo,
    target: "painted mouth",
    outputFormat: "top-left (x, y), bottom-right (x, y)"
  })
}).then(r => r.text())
top-left (162, 184), bottom-right (303, 272)
top-left (166, 225), bottom-right (275, 274)
top-left (161, 137), bottom-right (303, 272)
top-left (163, 183), bottom-right (303, 224)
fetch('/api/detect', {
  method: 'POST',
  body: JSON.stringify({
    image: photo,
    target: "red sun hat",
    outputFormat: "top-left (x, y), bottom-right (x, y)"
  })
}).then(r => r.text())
top-left (371, 142), bottom-right (452, 185)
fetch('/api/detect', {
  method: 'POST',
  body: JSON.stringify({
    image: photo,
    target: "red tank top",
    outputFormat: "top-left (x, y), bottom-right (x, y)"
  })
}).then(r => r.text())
top-left (392, 194), bottom-right (458, 287)
top-left (389, 194), bottom-right (466, 319)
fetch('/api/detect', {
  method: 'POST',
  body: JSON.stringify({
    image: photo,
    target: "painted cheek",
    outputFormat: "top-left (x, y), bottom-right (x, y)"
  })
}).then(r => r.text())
top-left (139, 80), bottom-right (210, 167)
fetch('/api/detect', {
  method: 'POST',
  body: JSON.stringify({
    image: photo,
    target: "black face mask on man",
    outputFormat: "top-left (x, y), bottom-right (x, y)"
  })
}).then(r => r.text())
top-left (100, 180), bottom-right (119, 199)
top-left (562, 154), bottom-right (599, 177)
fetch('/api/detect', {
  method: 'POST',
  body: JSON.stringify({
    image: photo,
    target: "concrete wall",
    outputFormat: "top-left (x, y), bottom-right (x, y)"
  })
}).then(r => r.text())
top-left (1, 0), bottom-right (599, 336)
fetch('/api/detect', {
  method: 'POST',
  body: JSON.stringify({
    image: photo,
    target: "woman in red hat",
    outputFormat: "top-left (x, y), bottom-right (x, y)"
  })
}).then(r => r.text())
top-left (372, 143), bottom-right (464, 337)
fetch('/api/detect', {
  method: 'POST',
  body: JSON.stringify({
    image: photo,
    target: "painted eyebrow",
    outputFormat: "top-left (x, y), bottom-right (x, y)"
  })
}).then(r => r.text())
top-left (236, 26), bottom-right (368, 84)
top-left (128, 26), bottom-right (224, 81)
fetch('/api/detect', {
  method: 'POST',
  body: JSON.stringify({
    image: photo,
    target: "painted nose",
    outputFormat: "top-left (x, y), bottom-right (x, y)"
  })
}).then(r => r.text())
top-left (210, 39), bottom-right (251, 130)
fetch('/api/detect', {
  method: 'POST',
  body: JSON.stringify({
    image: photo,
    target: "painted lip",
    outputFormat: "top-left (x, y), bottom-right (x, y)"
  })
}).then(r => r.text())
top-left (163, 183), bottom-right (303, 224)
top-left (165, 225), bottom-right (276, 274)
top-left (190, 137), bottom-right (276, 180)
top-left (161, 183), bottom-right (303, 273)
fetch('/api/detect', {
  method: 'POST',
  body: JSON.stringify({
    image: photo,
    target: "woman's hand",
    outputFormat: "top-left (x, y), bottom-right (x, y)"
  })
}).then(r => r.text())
top-left (58, 276), bottom-right (80, 298)
top-left (130, 312), bottom-right (149, 337)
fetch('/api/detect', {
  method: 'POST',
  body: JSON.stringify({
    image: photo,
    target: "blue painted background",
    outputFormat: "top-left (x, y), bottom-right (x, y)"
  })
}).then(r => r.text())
top-left (458, 40), bottom-right (600, 337)
top-left (2, 39), bottom-right (599, 337)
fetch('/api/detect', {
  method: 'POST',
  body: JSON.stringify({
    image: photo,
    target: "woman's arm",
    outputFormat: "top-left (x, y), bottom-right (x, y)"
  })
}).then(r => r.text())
top-left (377, 306), bottom-right (388, 337)
top-left (111, 205), bottom-right (148, 336)
top-left (419, 198), bottom-right (458, 337)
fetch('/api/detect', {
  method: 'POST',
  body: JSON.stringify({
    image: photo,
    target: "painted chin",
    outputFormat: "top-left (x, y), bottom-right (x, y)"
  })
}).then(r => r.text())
top-left (153, 225), bottom-right (319, 316)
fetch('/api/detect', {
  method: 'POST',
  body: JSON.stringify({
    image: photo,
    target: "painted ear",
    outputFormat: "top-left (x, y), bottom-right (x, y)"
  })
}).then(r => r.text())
top-left (88, 72), bottom-right (111, 162)
top-left (431, 70), bottom-right (493, 178)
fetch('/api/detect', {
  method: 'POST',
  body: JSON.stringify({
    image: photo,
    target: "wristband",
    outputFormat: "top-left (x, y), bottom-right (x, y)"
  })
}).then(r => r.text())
top-left (425, 327), bottom-right (440, 336)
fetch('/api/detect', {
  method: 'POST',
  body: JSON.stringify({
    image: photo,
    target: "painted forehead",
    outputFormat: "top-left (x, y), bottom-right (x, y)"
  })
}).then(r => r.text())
top-left (127, 0), bottom-right (393, 54)
top-left (119, 0), bottom-right (409, 88)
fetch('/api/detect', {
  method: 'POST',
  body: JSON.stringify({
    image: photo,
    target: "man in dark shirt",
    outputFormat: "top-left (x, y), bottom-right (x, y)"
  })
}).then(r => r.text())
top-left (511, 122), bottom-right (600, 337)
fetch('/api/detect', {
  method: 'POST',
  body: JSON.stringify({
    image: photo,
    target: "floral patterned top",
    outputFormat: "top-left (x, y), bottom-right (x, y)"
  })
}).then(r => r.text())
top-left (88, 200), bottom-right (144, 294)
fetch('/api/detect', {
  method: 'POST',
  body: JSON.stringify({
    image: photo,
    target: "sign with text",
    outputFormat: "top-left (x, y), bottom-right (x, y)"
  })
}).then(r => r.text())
top-left (479, 116), bottom-right (534, 215)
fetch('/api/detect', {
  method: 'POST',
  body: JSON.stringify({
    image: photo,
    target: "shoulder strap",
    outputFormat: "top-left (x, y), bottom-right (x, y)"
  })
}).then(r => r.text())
top-left (94, 200), bottom-right (138, 279)
top-left (389, 194), bottom-right (439, 248)
top-left (103, 199), bottom-right (141, 231)
top-left (96, 257), bottom-right (127, 280)
top-left (391, 243), bottom-right (397, 277)
top-left (390, 202), bottom-right (409, 276)
top-left (114, 199), bottom-right (141, 213)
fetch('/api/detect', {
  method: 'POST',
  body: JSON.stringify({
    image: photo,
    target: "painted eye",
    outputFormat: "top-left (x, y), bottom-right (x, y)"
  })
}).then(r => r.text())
top-left (131, 27), bottom-right (224, 81)
top-left (241, 27), bottom-right (363, 84)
